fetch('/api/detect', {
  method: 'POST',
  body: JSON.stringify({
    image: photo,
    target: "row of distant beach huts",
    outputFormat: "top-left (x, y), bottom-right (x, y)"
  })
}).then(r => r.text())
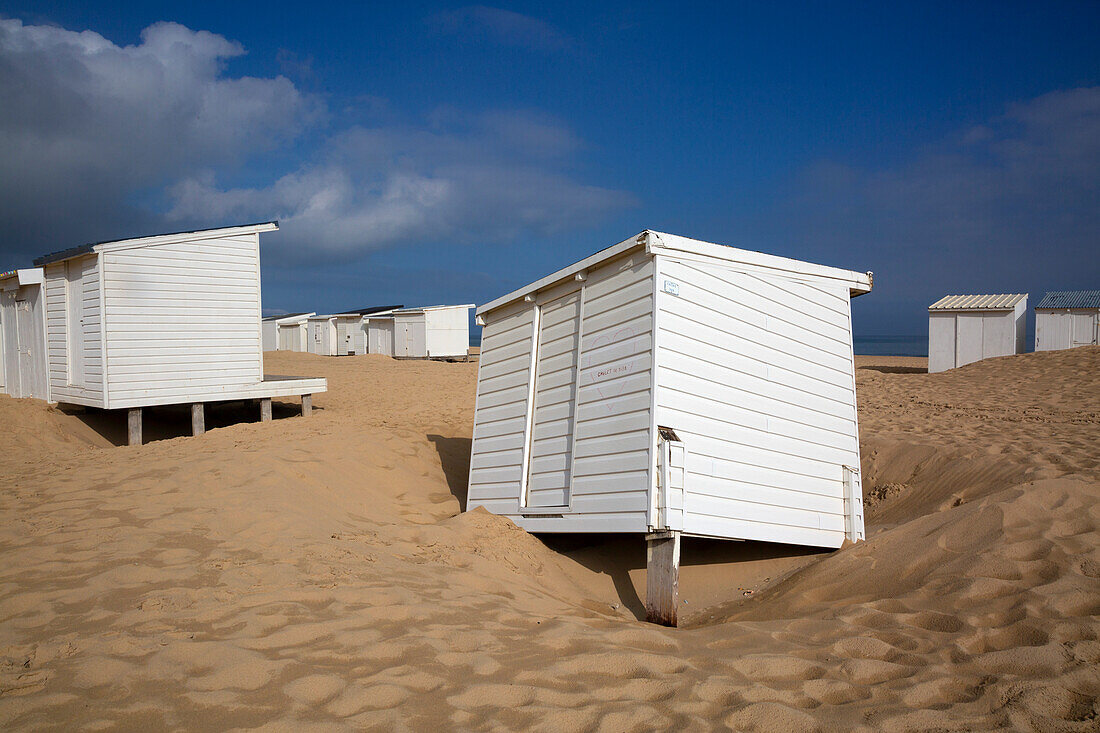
top-left (261, 304), bottom-right (474, 359)
top-left (927, 291), bottom-right (1100, 372)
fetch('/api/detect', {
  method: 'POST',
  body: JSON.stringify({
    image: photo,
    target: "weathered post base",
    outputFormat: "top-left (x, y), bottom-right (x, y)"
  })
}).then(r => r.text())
top-left (127, 408), bottom-right (142, 447)
top-left (645, 530), bottom-right (681, 627)
top-left (302, 394), bottom-right (312, 417)
top-left (260, 397), bottom-right (272, 422)
top-left (191, 403), bottom-right (205, 436)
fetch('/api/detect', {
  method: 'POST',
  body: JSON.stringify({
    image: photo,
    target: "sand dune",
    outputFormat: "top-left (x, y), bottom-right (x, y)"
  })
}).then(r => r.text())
top-left (1, 347), bottom-right (1098, 730)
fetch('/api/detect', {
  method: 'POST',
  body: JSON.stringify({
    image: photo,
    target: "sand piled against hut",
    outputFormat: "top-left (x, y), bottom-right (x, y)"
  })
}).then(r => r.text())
top-left (1, 348), bottom-right (1098, 730)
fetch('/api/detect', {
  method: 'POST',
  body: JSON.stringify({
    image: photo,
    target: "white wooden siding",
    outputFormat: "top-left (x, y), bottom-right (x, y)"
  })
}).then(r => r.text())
top-left (655, 257), bottom-right (861, 548)
top-left (1036, 309), bottom-right (1099, 351)
top-left (102, 234), bottom-right (263, 406)
top-left (424, 307), bottom-right (470, 357)
top-left (467, 250), bottom-right (655, 534)
top-left (524, 289), bottom-right (581, 507)
top-left (568, 251), bottom-right (654, 530)
top-left (928, 307), bottom-right (1024, 372)
top-left (45, 256), bottom-right (105, 406)
top-left (467, 301), bottom-right (536, 511)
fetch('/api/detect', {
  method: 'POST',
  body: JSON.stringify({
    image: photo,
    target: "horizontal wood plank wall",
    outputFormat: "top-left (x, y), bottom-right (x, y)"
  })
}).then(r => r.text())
top-left (656, 257), bottom-right (860, 548)
top-left (102, 234), bottom-right (263, 406)
top-left (548, 250), bottom-right (653, 532)
top-left (45, 256), bottom-right (105, 406)
top-left (468, 250), bottom-right (655, 534)
top-left (467, 301), bottom-right (536, 514)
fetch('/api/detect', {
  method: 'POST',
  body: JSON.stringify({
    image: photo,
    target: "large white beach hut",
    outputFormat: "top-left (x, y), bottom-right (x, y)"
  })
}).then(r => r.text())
top-left (0, 268), bottom-right (49, 400)
top-left (7, 222), bottom-right (325, 444)
top-left (392, 305), bottom-right (474, 358)
top-left (465, 230), bottom-right (872, 625)
top-left (1034, 291), bottom-right (1100, 351)
top-left (262, 312), bottom-right (314, 351)
top-left (927, 294), bottom-right (1027, 373)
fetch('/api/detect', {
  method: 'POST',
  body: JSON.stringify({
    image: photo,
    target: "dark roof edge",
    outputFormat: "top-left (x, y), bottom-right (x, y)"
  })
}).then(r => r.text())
top-left (339, 304), bottom-right (405, 316)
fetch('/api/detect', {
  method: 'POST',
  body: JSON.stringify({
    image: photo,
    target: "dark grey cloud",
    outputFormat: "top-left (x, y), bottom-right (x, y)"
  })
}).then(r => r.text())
top-left (428, 6), bottom-right (573, 51)
top-left (0, 18), bottom-right (628, 267)
top-left (0, 18), bottom-right (320, 262)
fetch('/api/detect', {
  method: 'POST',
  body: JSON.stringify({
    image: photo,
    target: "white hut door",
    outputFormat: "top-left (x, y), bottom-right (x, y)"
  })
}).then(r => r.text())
top-left (1072, 313), bottom-right (1097, 346)
top-left (16, 288), bottom-right (46, 399)
top-left (396, 321), bottom-right (412, 357)
top-left (337, 321), bottom-right (351, 355)
top-left (955, 314), bottom-right (984, 367)
top-left (524, 290), bottom-right (581, 508)
top-left (65, 260), bottom-right (85, 387)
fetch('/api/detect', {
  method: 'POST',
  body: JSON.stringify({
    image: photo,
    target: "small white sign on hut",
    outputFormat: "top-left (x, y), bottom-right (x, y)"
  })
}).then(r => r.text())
top-left (466, 230), bottom-right (873, 625)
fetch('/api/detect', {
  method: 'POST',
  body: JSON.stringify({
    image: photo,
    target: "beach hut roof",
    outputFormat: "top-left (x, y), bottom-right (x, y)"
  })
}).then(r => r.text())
top-left (262, 312), bottom-right (311, 321)
top-left (393, 304), bottom-right (476, 315)
top-left (33, 222), bottom-right (279, 266)
top-left (1035, 290), bottom-right (1100, 310)
top-left (477, 230), bottom-right (872, 317)
top-left (332, 304), bottom-right (405, 317)
top-left (928, 294), bottom-right (1027, 311)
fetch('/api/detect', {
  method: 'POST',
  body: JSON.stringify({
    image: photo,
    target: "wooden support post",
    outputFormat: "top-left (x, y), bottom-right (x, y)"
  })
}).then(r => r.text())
top-left (302, 394), bottom-right (312, 417)
top-left (260, 398), bottom-right (272, 422)
top-left (127, 408), bottom-right (142, 447)
top-left (191, 403), bottom-right (205, 436)
top-left (645, 530), bottom-right (681, 627)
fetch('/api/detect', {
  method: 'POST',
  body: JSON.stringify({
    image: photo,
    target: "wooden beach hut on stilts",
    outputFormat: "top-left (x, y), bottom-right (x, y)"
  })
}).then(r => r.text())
top-left (1, 222), bottom-right (325, 445)
top-left (466, 230), bottom-right (872, 626)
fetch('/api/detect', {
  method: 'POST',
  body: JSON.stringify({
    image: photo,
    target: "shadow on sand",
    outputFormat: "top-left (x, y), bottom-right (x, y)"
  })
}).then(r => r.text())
top-left (858, 365), bottom-right (928, 374)
top-left (58, 399), bottom-right (308, 447)
top-left (423, 430), bottom-right (832, 620)
top-left (545, 534), bottom-right (828, 621)
top-left (427, 435), bottom-right (472, 507)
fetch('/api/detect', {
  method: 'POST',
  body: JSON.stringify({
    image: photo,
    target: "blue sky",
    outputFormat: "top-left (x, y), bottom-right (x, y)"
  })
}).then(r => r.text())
top-left (1, 2), bottom-right (1098, 343)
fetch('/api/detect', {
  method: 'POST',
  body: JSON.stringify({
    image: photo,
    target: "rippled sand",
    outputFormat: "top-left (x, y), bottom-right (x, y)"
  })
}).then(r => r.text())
top-left (1, 347), bottom-right (1098, 730)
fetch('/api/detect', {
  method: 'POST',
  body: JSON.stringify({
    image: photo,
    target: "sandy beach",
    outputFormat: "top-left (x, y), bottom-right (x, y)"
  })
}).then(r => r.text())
top-left (1, 347), bottom-right (1098, 730)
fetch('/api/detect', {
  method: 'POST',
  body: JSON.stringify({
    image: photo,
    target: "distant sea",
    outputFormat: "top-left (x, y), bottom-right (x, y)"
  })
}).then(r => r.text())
top-left (472, 332), bottom-right (927, 357)
top-left (853, 335), bottom-right (926, 357)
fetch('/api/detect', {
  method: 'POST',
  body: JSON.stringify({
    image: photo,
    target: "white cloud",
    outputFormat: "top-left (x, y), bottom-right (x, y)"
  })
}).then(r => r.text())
top-left (166, 112), bottom-right (635, 260)
top-left (0, 18), bottom-right (318, 259)
top-left (0, 18), bottom-right (629, 265)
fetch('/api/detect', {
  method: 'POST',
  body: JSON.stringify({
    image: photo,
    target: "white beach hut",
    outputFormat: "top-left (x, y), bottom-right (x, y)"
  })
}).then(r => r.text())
top-left (390, 305), bottom-right (474, 359)
top-left (1034, 291), bottom-right (1100, 351)
top-left (0, 268), bottom-right (49, 400)
top-left (307, 315), bottom-right (338, 356)
top-left (262, 312), bottom-right (314, 352)
top-left (367, 315), bottom-right (396, 356)
top-left (329, 306), bottom-right (403, 356)
top-left (465, 230), bottom-right (872, 625)
top-left (5, 222), bottom-right (326, 444)
top-left (927, 294), bottom-right (1027, 373)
